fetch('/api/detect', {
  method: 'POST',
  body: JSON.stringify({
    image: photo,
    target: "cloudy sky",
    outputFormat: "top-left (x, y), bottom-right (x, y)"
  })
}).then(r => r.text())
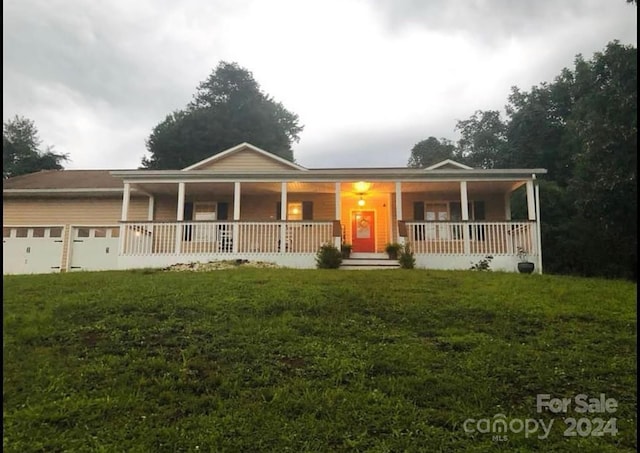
top-left (3, 0), bottom-right (637, 170)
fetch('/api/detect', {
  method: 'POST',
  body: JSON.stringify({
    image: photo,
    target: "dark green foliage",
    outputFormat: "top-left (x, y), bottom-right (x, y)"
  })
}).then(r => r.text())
top-left (315, 243), bottom-right (343, 268)
top-left (410, 41), bottom-right (637, 279)
top-left (398, 243), bottom-right (416, 269)
top-left (3, 270), bottom-right (636, 451)
top-left (3, 116), bottom-right (69, 179)
top-left (568, 42), bottom-right (637, 279)
top-left (142, 62), bottom-right (303, 169)
top-left (455, 110), bottom-right (508, 169)
top-left (407, 136), bottom-right (457, 168)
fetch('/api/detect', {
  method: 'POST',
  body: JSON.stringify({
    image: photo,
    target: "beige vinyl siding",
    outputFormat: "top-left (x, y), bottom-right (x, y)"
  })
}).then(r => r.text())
top-left (3, 196), bottom-right (148, 224)
top-left (154, 193), bottom-right (335, 221)
top-left (197, 150), bottom-right (296, 172)
top-left (3, 196), bottom-right (148, 271)
top-left (285, 193), bottom-right (335, 221)
top-left (239, 193), bottom-right (335, 221)
top-left (401, 192), bottom-right (458, 220)
top-left (237, 194), bottom-right (279, 220)
top-left (480, 194), bottom-right (506, 221)
top-left (400, 192), bottom-right (505, 221)
top-left (156, 196), bottom-right (240, 221)
top-left (154, 196), bottom-right (179, 221)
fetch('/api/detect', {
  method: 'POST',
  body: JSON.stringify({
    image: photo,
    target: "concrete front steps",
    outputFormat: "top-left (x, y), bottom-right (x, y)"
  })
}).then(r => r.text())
top-left (340, 252), bottom-right (400, 270)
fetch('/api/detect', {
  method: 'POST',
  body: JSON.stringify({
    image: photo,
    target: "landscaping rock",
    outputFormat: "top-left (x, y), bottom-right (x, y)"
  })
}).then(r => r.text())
top-left (163, 260), bottom-right (282, 272)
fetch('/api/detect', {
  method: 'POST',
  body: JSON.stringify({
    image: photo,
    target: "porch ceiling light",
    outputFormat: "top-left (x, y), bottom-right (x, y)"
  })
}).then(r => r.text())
top-left (358, 196), bottom-right (366, 207)
top-left (353, 181), bottom-right (371, 194)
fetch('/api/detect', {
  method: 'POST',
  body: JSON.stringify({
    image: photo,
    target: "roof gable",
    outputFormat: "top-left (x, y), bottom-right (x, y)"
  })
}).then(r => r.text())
top-left (425, 159), bottom-right (473, 170)
top-left (182, 143), bottom-right (306, 172)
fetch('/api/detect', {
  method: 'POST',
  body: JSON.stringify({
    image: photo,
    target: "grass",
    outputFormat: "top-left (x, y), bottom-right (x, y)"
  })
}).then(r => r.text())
top-left (3, 269), bottom-right (637, 452)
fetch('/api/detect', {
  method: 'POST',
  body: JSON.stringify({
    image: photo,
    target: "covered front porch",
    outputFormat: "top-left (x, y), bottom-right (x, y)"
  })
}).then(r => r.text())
top-left (116, 176), bottom-right (542, 272)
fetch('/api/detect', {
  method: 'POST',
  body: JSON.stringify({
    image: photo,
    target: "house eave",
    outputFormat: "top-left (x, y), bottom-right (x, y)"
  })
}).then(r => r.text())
top-left (2, 188), bottom-right (145, 197)
top-left (110, 168), bottom-right (547, 183)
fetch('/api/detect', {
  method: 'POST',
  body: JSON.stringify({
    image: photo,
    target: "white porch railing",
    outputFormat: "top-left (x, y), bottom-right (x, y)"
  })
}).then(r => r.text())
top-left (405, 221), bottom-right (536, 256)
top-left (120, 221), bottom-right (334, 256)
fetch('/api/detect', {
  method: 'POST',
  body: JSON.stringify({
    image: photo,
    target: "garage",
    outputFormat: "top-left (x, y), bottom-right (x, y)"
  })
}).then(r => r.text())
top-left (68, 226), bottom-right (120, 272)
top-left (2, 226), bottom-right (64, 275)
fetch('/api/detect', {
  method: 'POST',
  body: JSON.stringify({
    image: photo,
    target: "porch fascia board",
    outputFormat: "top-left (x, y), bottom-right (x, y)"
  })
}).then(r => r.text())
top-left (2, 188), bottom-right (147, 197)
top-left (112, 175), bottom-right (544, 185)
top-left (111, 169), bottom-right (547, 180)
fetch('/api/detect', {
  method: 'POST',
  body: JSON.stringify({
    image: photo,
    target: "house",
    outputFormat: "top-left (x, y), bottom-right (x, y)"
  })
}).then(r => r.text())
top-left (3, 142), bottom-right (546, 274)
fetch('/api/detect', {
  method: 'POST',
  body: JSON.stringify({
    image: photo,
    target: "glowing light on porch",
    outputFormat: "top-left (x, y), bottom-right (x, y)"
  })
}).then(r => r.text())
top-left (358, 196), bottom-right (366, 207)
top-left (353, 181), bottom-right (371, 193)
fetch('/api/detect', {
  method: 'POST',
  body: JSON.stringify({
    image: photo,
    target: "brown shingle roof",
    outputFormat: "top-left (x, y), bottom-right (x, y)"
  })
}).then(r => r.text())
top-left (3, 170), bottom-right (123, 190)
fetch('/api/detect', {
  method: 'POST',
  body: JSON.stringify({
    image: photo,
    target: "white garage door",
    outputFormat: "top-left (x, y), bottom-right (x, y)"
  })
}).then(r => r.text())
top-left (69, 226), bottom-right (120, 272)
top-left (2, 226), bottom-right (64, 275)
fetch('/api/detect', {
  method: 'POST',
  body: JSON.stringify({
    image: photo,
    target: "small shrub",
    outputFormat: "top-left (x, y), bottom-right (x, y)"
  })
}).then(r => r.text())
top-left (316, 243), bottom-right (343, 269)
top-left (398, 243), bottom-right (415, 269)
top-left (470, 255), bottom-right (493, 271)
top-left (516, 247), bottom-right (530, 263)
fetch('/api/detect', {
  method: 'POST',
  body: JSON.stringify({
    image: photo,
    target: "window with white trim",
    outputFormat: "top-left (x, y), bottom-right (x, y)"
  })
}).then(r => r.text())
top-left (194, 202), bottom-right (217, 221)
top-left (287, 202), bottom-right (303, 221)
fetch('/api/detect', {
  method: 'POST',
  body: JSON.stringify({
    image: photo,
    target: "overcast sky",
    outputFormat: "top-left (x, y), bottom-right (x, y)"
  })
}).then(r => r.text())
top-left (3, 0), bottom-right (637, 170)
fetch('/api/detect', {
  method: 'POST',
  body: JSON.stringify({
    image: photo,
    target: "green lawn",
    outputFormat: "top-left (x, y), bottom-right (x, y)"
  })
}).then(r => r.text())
top-left (3, 269), bottom-right (637, 452)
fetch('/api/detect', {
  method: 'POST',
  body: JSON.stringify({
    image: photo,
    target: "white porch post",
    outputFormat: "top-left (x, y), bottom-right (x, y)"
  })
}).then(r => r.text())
top-left (121, 183), bottom-right (131, 221)
top-left (504, 191), bottom-right (514, 254)
top-left (177, 183), bottom-right (186, 220)
top-left (534, 177), bottom-right (543, 274)
top-left (460, 181), bottom-right (469, 220)
top-left (280, 182), bottom-right (287, 252)
top-left (460, 181), bottom-right (470, 254)
top-left (526, 180), bottom-right (535, 221)
top-left (146, 195), bottom-right (155, 255)
top-left (233, 182), bottom-right (241, 253)
top-left (395, 181), bottom-right (404, 244)
top-left (334, 182), bottom-right (341, 248)
top-left (147, 195), bottom-right (155, 221)
top-left (175, 182), bottom-right (185, 254)
top-left (504, 192), bottom-right (512, 221)
top-left (119, 182), bottom-right (131, 255)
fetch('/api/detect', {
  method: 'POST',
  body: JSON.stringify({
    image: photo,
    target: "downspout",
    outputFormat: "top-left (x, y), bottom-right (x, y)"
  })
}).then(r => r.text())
top-left (533, 174), bottom-right (543, 274)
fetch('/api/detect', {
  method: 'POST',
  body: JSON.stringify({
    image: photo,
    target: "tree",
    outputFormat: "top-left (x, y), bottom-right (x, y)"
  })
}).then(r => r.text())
top-left (504, 74), bottom-right (578, 186)
top-left (568, 41), bottom-right (637, 278)
top-left (408, 41), bottom-right (637, 279)
top-left (407, 136), bottom-right (457, 167)
top-left (141, 62), bottom-right (303, 169)
top-left (455, 110), bottom-right (508, 169)
top-left (3, 116), bottom-right (68, 179)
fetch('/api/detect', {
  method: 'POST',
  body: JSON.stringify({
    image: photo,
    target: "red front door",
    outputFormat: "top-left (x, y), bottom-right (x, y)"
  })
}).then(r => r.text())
top-left (351, 210), bottom-right (375, 252)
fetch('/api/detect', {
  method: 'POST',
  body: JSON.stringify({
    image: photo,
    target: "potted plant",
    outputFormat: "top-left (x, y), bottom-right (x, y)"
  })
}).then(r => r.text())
top-left (516, 247), bottom-right (535, 274)
top-left (340, 243), bottom-right (352, 259)
top-left (385, 242), bottom-right (402, 260)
